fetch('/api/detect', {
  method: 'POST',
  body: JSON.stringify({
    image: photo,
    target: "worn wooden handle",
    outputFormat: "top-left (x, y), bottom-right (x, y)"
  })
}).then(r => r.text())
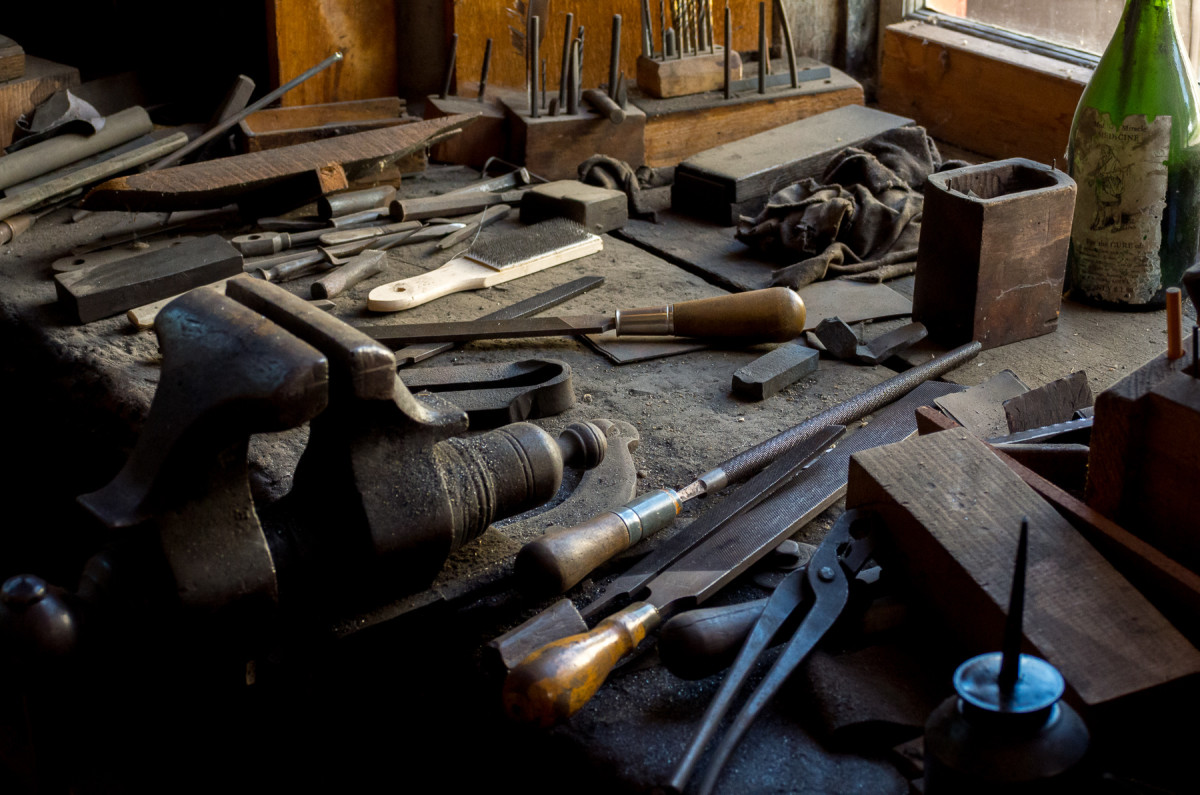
top-left (515, 513), bottom-right (633, 595)
top-left (659, 598), bottom-right (768, 681)
top-left (502, 602), bottom-right (661, 727)
top-left (673, 287), bottom-right (806, 342)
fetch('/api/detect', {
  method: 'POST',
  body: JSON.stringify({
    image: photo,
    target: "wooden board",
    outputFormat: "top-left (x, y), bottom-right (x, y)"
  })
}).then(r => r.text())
top-left (265, 0), bottom-right (398, 107)
top-left (846, 429), bottom-right (1200, 709)
top-left (0, 56), bottom-right (80, 150)
top-left (1003, 370), bottom-right (1092, 433)
top-left (237, 98), bottom-right (410, 151)
top-left (0, 35), bottom-right (23, 82)
top-left (81, 114), bottom-right (474, 211)
top-left (501, 93), bottom-right (645, 181)
top-left (670, 102), bottom-right (911, 222)
top-left (633, 58), bottom-right (864, 169)
top-left (877, 20), bottom-right (1088, 165)
top-left (424, 94), bottom-right (507, 168)
top-left (934, 369), bottom-right (1029, 440)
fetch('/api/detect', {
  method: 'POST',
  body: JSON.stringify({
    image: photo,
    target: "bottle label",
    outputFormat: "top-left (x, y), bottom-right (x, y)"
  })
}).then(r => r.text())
top-left (1069, 108), bottom-right (1171, 304)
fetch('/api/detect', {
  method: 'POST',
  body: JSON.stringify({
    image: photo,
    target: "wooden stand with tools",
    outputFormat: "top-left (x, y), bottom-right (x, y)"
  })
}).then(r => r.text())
top-left (635, 48), bottom-right (742, 98)
top-left (423, 90), bottom-right (506, 168)
top-left (500, 93), bottom-right (646, 181)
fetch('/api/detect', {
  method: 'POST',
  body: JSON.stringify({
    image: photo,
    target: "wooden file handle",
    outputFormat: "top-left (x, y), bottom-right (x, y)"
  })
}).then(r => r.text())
top-left (673, 287), bottom-right (805, 342)
top-left (516, 513), bottom-right (632, 595)
top-left (502, 602), bottom-right (661, 727)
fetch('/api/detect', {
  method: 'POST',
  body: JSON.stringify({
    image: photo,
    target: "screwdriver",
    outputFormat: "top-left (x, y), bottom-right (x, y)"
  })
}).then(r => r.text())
top-left (357, 286), bottom-right (806, 347)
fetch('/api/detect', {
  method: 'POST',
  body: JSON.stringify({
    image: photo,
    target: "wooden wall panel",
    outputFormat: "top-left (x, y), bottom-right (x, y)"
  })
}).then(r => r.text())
top-left (452, 1), bottom-right (776, 94)
top-left (877, 20), bottom-right (1089, 164)
top-left (267, 0), bottom-right (399, 106)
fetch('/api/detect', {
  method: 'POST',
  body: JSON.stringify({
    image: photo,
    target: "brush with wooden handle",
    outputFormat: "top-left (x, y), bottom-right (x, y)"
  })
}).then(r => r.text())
top-left (366, 219), bottom-right (602, 312)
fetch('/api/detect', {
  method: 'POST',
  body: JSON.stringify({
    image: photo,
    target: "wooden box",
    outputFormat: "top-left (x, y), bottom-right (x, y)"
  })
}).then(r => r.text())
top-left (0, 56), bottom-right (79, 149)
top-left (912, 158), bottom-right (1076, 350)
top-left (635, 50), bottom-right (742, 98)
top-left (669, 103), bottom-right (908, 224)
top-left (500, 94), bottom-right (645, 181)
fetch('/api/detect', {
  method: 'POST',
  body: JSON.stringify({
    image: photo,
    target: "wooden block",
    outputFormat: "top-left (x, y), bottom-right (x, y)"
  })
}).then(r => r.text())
top-left (846, 429), bottom-right (1200, 709)
top-left (878, 20), bottom-right (1088, 164)
top-left (916, 405), bottom-right (1200, 646)
top-left (731, 341), bottom-right (818, 400)
top-left (519, 181), bottom-right (629, 234)
top-left (501, 94), bottom-right (646, 182)
top-left (0, 56), bottom-right (80, 149)
top-left (82, 114), bottom-right (472, 211)
top-left (424, 94), bottom-right (506, 168)
top-left (237, 98), bottom-right (411, 152)
top-left (632, 58), bottom-right (866, 173)
top-left (0, 36), bottom-right (23, 82)
top-left (670, 103), bottom-right (911, 224)
top-left (635, 50), bottom-right (742, 98)
top-left (1003, 370), bottom-right (1092, 433)
top-left (54, 235), bottom-right (244, 324)
top-left (1087, 361), bottom-right (1200, 572)
top-left (912, 158), bottom-right (1076, 350)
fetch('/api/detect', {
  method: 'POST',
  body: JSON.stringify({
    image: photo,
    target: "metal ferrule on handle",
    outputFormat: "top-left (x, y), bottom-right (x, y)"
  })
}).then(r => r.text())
top-left (615, 305), bottom-right (672, 336)
top-left (615, 488), bottom-right (682, 544)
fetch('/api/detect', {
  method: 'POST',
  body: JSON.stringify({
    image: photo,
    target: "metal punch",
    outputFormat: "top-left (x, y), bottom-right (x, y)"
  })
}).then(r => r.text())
top-left (666, 508), bottom-right (882, 795)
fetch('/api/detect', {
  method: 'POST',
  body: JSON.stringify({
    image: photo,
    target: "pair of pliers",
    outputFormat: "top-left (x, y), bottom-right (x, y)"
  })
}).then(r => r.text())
top-left (665, 508), bottom-right (882, 795)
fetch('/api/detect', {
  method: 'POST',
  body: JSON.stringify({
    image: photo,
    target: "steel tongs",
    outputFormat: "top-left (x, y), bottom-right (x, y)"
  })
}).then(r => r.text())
top-left (666, 508), bottom-right (882, 795)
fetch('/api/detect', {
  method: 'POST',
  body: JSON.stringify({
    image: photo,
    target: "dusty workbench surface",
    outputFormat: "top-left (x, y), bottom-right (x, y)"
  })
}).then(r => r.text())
top-left (0, 164), bottom-right (1192, 793)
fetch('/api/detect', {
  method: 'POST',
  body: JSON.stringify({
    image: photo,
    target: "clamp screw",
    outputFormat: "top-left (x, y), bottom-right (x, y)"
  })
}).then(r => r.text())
top-left (817, 566), bottom-right (836, 583)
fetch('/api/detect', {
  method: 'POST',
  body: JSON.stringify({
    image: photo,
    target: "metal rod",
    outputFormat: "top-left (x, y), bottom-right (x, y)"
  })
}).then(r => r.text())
top-left (708, 0), bottom-right (715, 51)
top-left (998, 518), bottom-right (1030, 694)
top-left (661, 0), bottom-right (667, 58)
top-left (559, 13), bottom-right (575, 107)
top-left (151, 51), bottom-right (342, 171)
top-left (530, 16), bottom-right (541, 118)
top-left (441, 33), bottom-right (459, 99)
top-left (775, 0), bottom-right (799, 88)
top-left (567, 39), bottom-right (580, 115)
top-left (541, 57), bottom-right (548, 109)
top-left (642, 0), bottom-right (654, 57)
top-left (478, 38), bottom-right (493, 101)
top-left (610, 14), bottom-right (623, 99)
top-left (724, 5), bottom-right (732, 99)
top-left (758, 2), bottom-right (767, 93)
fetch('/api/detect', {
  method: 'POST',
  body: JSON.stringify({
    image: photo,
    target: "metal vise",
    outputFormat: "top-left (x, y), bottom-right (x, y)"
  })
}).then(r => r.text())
top-left (1, 277), bottom-right (605, 658)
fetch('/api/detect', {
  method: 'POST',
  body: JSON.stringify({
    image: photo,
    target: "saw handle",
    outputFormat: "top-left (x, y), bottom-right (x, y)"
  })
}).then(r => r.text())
top-left (502, 602), bottom-right (661, 727)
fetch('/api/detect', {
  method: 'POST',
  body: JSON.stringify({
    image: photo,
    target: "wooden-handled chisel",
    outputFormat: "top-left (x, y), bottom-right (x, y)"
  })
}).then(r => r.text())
top-left (357, 287), bottom-right (805, 345)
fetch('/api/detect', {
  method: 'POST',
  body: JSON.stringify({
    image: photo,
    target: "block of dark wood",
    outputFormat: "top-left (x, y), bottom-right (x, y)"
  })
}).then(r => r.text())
top-left (81, 114), bottom-right (474, 211)
top-left (0, 36), bottom-right (24, 82)
top-left (846, 429), bottom-right (1200, 709)
top-left (500, 93), bottom-right (646, 182)
top-left (424, 93), bottom-right (506, 168)
top-left (1003, 370), bottom-right (1092, 433)
top-left (934, 369), bottom-right (1029, 440)
top-left (519, 180), bottom-right (628, 234)
top-left (237, 97), bottom-right (413, 152)
top-left (54, 235), bottom-right (244, 323)
top-left (0, 56), bottom-right (80, 149)
top-left (732, 341), bottom-right (818, 400)
top-left (670, 103), bottom-right (913, 224)
top-left (1087, 353), bottom-right (1200, 572)
top-left (631, 57), bottom-right (866, 170)
top-left (912, 158), bottom-right (1077, 350)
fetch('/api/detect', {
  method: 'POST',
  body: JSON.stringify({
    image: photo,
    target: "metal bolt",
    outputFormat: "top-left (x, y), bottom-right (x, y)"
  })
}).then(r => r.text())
top-left (817, 566), bottom-right (836, 582)
top-left (2, 575), bottom-right (47, 607)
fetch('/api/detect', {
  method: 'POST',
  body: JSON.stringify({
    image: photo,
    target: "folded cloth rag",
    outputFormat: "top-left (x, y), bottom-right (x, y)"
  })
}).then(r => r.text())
top-left (735, 126), bottom-right (967, 288)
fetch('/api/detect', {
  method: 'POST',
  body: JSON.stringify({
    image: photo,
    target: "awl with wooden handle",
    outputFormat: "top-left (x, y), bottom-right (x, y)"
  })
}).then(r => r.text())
top-left (358, 287), bottom-right (806, 345)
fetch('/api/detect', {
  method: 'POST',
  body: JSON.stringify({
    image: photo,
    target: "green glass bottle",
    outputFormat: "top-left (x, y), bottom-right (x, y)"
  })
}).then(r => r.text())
top-left (1067, 0), bottom-right (1200, 309)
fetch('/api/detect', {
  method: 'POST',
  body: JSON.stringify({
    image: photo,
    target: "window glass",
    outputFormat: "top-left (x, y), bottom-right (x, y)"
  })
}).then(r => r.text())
top-left (925, 0), bottom-right (1189, 56)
